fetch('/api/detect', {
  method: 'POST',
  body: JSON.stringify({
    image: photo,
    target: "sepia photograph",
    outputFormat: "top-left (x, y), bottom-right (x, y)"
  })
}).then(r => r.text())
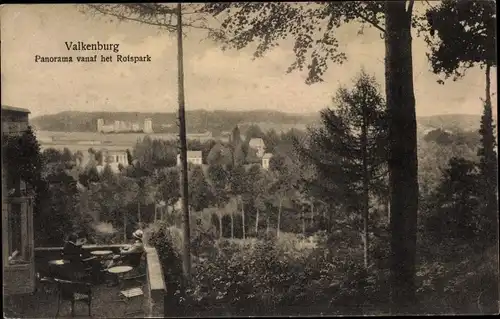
top-left (1, 1), bottom-right (498, 318)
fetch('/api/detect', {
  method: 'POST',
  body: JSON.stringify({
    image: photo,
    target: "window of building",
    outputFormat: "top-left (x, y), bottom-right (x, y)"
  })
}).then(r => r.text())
top-left (7, 202), bottom-right (29, 265)
top-left (8, 203), bottom-right (22, 256)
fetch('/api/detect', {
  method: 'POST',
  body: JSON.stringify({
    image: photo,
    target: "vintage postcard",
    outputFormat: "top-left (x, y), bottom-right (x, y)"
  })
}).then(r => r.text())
top-left (2, 2), bottom-right (498, 318)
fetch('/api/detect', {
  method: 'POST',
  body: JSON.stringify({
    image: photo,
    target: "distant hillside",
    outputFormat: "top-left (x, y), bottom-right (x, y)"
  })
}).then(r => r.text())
top-left (31, 110), bottom-right (489, 136)
top-left (31, 110), bottom-right (319, 135)
top-left (417, 114), bottom-right (484, 133)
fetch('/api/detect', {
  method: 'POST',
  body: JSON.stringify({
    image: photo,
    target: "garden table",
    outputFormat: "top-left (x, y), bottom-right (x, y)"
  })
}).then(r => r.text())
top-left (108, 265), bottom-right (133, 275)
top-left (48, 259), bottom-right (70, 266)
top-left (90, 250), bottom-right (113, 257)
top-left (107, 265), bottom-right (133, 290)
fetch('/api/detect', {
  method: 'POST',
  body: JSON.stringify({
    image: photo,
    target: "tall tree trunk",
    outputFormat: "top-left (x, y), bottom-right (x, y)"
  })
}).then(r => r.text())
top-left (327, 209), bottom-right (331, 233)
top-left (137, 201), bottom-right (141, 225)
top-left (361, 98), bottom-right (370, 270)
top-left (385, 1), bottom-right (418, 313)
top-left (241, 197), bottom-right (246, 240)
top-left (255, 208), bottom-right (259, 235)
top-left (277, 197), bottom-right (282, 238)
top-left (177, 3), bottom-right (191, 280)
top-left (301, 208), bottom-right (306, 236)
top-left (386, 196), bottom-right (391, 221)
top-left (481, 63), bottom-right (498, 240)
top-left (485, 64), bottom-right (491, 105)
top-left (266, 216), bottom-right (270, 234)
top-left (123, 213), bottom-right (127, 242)
top-left (310, 202), bottom-right (314, 227)
top-left (218, 208), bottom-right (223, 238)
top-left (230, 210), bottom-right (234, 239)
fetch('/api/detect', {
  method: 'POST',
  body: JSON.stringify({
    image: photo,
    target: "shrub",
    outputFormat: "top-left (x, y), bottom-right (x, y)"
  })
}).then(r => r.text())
top-left (147, 221), bottom-right (394, 316)
top-left (416, 243), bottom-right (499, 314)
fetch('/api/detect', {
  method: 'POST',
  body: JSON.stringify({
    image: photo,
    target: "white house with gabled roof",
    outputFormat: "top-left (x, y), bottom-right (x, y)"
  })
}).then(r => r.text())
top-left (249, 138), bottom-right (266, 158)
top-left (262, 153), bottom-right (273, 170)
top-left (177, 150), bottom-right (203, 166)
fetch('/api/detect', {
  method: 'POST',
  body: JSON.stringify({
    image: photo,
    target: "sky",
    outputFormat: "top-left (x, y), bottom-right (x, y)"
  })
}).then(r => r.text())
top-left (1, 3), bottom-right (497, 118)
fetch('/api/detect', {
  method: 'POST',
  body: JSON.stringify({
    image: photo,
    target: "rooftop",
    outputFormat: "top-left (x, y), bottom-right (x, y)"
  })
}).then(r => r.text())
top-left (1, 105), bottom-right (31, 114)
top-left (262, 153), bottom-right (273, 159)
top-left (249, 138), bottom-right (265, 146)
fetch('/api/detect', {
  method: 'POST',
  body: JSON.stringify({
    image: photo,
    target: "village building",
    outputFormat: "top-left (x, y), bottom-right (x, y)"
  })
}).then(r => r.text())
top-left (262, 153), bottom-right (273, 170)
top-left (102, 149), bottom-right (129, 172)
top-left (1, 105), bottom-right (36, 295)
top-left (97, 118), bottom-right (153, 133)
top-left (248, 138), bottom-right (266, 158)
top-left (177, 151), bottom-right (203, 166)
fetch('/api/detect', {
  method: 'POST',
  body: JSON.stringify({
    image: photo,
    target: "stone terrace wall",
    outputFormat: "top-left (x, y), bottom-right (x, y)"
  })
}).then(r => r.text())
top-left (144, 246), bottom-right (166, 317)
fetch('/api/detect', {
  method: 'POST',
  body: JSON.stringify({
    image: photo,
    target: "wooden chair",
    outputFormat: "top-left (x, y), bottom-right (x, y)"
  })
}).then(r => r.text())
top-left (35, 271), bottom-right (58, 295)
top-left (61, 249), bottom-right (103, 284)
top-left (122, 252), bottom-right (146, 279)
top-left (118, 252), bottom-right (147, 315)
top-left (54, 278), bottom-right (92, 317)
top-left (119, 286), bottom-right (144, 316)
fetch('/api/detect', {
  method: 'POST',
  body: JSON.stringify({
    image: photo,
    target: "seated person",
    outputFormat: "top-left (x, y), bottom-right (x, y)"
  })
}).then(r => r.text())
top-left (105, 229), bottom-right (145, 269)
top-left (104, 229), bottom-right (145, 286)
top-left (62, 233), bottom-right (86, 262)
top-left (62, 233), bottom-right (102, 282)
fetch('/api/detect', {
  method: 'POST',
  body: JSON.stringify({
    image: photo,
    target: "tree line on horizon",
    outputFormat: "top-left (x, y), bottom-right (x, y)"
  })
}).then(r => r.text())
top-left (30, 109), bottom-right (319, 135)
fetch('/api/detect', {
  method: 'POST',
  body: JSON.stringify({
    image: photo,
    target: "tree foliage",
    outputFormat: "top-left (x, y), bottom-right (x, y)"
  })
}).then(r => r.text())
top-left (477, 100), bottom-right (498, 241)
top-left (423, 0), bottom-right (498, 245)
top-left (296, 71), bottom-right (388, 210)
top-left (2, 126), bottom-right (43, 191)
top-left (203, 2), bottom-right (386, 84)
top-left (188, 166), bottom-right (213, 212)
top-left (295, 70), bottom-right (388, 267)
top-left (424, 0), bottom-right (496, 81)
top-left (101, 163), bottom-right (115, 182)
top-left (207, 164), bottom-right (230, 208)
top-left (424, 157), bottom-right (481, 241)
top-left (79, 164), bottom-right (100, 188)
top-left (156, 167), bottom-right (181, 210)
top-left (133, 136), bottom-right (177, 171)
top-left (244, 124), bottom-right (265, 141)
top-left (233, 142), bottom-right (246, 166)
top-left (230, 126), bottom-right (242, 148)
top-left (82, 3), bottom-right (221, 37)
top-left (207, 143), bottom-right (233, 167)
top-left (35, 167), bottom-right (84, 245)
